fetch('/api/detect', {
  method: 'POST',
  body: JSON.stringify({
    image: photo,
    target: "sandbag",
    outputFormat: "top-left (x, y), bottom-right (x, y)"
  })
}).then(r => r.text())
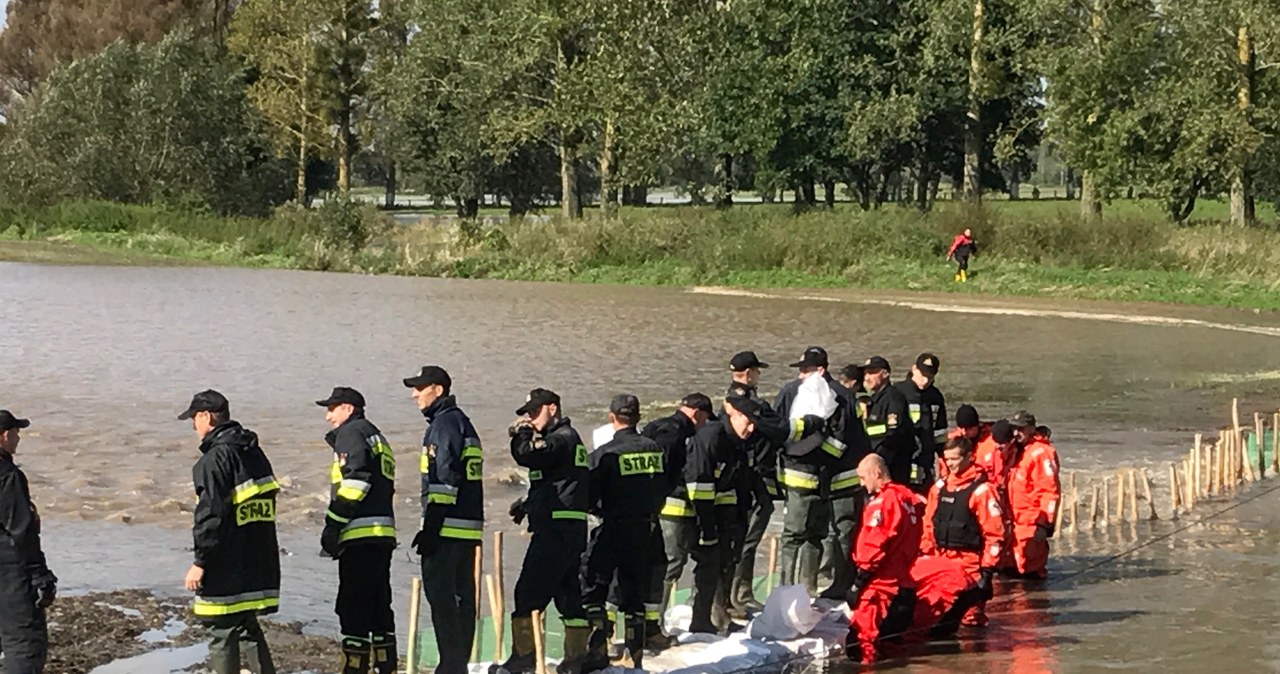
top-left (746, 584), bottom-right (824, 641)
top-left (789, 375), bottom-right (837, 421)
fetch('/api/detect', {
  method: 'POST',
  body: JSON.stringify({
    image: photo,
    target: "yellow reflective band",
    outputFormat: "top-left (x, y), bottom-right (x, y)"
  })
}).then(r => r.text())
top-left (686, 482), bottom-right (716, 501)
top-left (340, 524), bottom-right (396, 542)
top-left (714, 493), bottom-right (738, 506)
top-left (645, 610), bottom-right (661, 621)
top-left (661, 497), bottom-right (693, 517)
top-left (831, 470), bottom-right (861, 491)
top-left (552, 510), bottom-right (587, 521)
top-left (426, 492), bottom-right (457, 505)
top-left (821, 436), bottom-right (847, 458)
top-left (192, 591), bottom-right (279, 617)
top-left (439, 517), bottom-right (483, 540)
top-left (330, 461), bottom-right (342, 483)
top-left (462, 445), bottom-right (483, 460)
top-left (562, 618), bottom-right (590, 628)
top-left (789, 417), bottom-right (805, 442)
top-left (911, 465), bottom-right (921, 480)
top-left (419, 453), bottom-right (430, 474)
top-left (336, 479), bottom-right (371, 502)
top-left (780, 469), bottom-right (819, 490)
top-left (865, 424), bottom-right (887, 437)
top-left (235, 498), bottom-right (275, 526)
top-left (233, 477), bottom-right (280, 505)
top-left (619, 452), bottom-right (664, 476)
top-left (326, 509), bottom-right (351, 524)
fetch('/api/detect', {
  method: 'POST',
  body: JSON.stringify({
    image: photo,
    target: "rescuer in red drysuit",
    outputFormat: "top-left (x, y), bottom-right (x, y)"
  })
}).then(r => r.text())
top-left (1005, 411), bottom-right (1061, 579)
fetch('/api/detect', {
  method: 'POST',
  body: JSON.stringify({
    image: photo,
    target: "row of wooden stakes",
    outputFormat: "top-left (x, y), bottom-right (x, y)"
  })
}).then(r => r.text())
top-left (1053, 400), bottom-right (1279, 533)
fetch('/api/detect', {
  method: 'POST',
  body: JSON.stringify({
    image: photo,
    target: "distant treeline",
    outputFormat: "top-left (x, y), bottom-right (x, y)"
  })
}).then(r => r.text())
top-left (0, 0), bottom-right (1277, 225)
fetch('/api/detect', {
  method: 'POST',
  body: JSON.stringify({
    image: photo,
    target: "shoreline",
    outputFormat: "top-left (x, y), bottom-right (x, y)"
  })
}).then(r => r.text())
top-left (4, 236), bottom-right (1280, 313)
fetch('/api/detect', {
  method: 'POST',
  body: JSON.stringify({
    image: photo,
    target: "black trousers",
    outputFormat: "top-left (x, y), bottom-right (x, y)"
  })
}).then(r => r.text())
top-left (661, 518), bottom-right (720, 630)
top-left (955, 254), bottom-right (970, 272)
top-left (0, 561), bottom-right (46, 674)
top-left (336, 544), bottom-right (395, 640)
top-left (422, 540), bottom-right (477, 674)
top-left (822, 490), bottom-right (865, 597)
top-left (735, 477), bottom-right (775, 589)
top-left (512, 521), bottom-right (587, 623)
top-left (582, 518), bottom-right (661, 619)
top-left (716, 507), bottom-right (746, 593)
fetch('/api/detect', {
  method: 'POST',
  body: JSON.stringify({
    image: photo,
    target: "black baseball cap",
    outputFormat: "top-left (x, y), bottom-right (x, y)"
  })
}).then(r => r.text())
top-left (955, 404), bottom-right (980, 429)
top-left (0, 410), bottom-right (30, 431)
top-left (992, 419), bottom-right (1015, 443)
top-left (863, 356), bottom-right (891, 373)
top-left (315, 386), bottom-right (365, 408)
top-left (838, 364), bottom-right (864, 381)
top-left (177, 389), bottom-right (229, 420)
top-left (729, 351), bottom-right (769, 372)
top-left (1011, 410), bottom-right (1037, 428)
top-left (403, 366), bottom-right (451, 390)
top-left (789, 346), bottom-right (829, 369)
top-left (680, 393), bottom-right (714, 415)
top-left (516, 388), bottom-right (561, 416)
top-left (915, 353), bottom-right (940, 377)
top-left (609, 394), bottom-right (641, 417)
top-left (724, 394), bottom-right (763, 420)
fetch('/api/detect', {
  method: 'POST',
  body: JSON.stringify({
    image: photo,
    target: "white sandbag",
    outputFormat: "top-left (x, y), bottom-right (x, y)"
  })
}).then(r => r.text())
top-left (788, 375), bottom-right (837, 420)
top-left (592, 423), bottom-right (616, 450)
top-left (745, 584), bottom-right (824, 641)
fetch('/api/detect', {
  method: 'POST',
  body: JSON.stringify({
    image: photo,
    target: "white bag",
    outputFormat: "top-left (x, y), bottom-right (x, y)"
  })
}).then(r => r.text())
top-left (592, 423), bottom-right (616, 450)
top-left (745, 584), bottom-right (823, 641)
top-left (789, 375), bottom-right (838, 421)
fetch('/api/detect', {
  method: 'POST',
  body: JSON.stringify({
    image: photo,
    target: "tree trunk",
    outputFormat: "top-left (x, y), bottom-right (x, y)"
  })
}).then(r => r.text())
top-left (295, 136), bottom-right (308, 206)
top-left (600, 113), bottom-right (619, 219)
top-left (1231, 25), bottom-right (1255, 227)
top-left (456, 195), bottom-right (479, 219)
top-left (1064, 168), bottom-right (1077, 200)
top-left (1080, 171), bottom-right (1102, 220)
top-left (337, 106), bottom-right (352, 194)
top-left (916, 165), bottom-right (931, 211)
top-left (621, 185), bottom-right (648, 206)
top-left (559, 137), bottom-right (580, 219)
top-left (963, 0), bottom-right (985, 202)
top-left (384, 159), bottom-right (397, 209)
top-left (823, 179), bottom-right (836, 208)
top-left (716, 153), bottom-right (734, 209)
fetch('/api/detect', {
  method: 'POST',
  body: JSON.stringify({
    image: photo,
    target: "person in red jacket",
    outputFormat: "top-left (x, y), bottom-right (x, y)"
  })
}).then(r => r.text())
top-left (920, 436), bottom-right (1006, 626)
top-left (947, 228), bottom-right (978, 283)
top-left (941, 404), bottom-right (987, 480)
top-left (846, 454), bottom-right (923, 664)
top-left (1005, 411), bottom-right (1060, 579)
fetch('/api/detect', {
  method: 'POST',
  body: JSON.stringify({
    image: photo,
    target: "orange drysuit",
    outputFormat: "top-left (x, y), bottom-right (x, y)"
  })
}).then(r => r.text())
top-left (1006, 434), bottom-right (1060, 578)
top-left (849, 482), bottom-right (923, 663)
top-left (921, 463), bottom-right (1006, 625)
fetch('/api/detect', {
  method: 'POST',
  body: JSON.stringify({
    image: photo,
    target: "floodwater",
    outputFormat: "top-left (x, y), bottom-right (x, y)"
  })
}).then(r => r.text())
top-left (5, 261), bottom-right (1280, 672)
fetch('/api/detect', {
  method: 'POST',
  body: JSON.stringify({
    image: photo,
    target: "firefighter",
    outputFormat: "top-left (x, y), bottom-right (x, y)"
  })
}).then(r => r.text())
top-left (895, 353), bottom-right (947, 493)
top-left (0, 410), bottom-right (56, 674)
top-left (578, 395), bottom-right (669, 670)
top-left (644, 393), bottom-right (711, 647)
top-left (179, 390), bottom-right (280, 674)
top-left (920, 436), bottom-right (1005, 626)
top-left (316, 387), bottom-right (398, 673)
top-left (773, 347), bottom-right (867, 597)
top-left (497, 389), bottom-right (590, 674)
top-left (1006, 411), bottom-right (1061, 580)
top-left (862, 356), bottom-right (917, 485)
top-left (405, 366), bottom-right (484, 674)
top-left (845, 454), bottom-right (922, 665)
top-left (726, 351), bottom-right (776, 615)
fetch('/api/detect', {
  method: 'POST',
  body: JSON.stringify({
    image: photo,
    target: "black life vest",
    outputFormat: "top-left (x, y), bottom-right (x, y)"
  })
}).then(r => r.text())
top-left (933, 475), bottom-right (985, 552)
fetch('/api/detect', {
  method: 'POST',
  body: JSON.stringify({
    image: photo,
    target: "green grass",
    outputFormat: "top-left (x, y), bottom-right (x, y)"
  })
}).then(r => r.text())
top-left (4, 198), bottom-right (1280, 311)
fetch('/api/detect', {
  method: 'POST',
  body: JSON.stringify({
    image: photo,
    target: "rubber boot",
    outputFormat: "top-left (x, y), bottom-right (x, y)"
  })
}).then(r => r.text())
top-left (955, 272), bottom-right (962, 282)
top-left (554, 624), bottom-right (594, 674)
top-left (778, 543), bottom-right (798, 588)
top-left (731, 570), bottom-right (764, 614)
top-left (573, 616), bottom-right (613, 674)
top-left (960, 269), bottom-right (968, 283)
top-left (687, 579), bottom-right (718, 634)
top-left (642, 618), bottom-right (674, 655)
top-left (340, 637), bottom-right (372, 674)
top-left (618, 616), bottom-right (645, 670)
top-left (713, 580), bottom-right (736, 627)
top-left (371, 634), bottom-right (398, 674)
top-left (605, 609), bottom-right (626, 661)
top-left (490, 616), bottom-right (537, 674)
top-left (797, 545), bottom-right (821, 596)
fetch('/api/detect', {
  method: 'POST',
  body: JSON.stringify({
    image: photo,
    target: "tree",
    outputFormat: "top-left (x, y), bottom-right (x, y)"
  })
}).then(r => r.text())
top-left (0, 35), bottom-right (288, 214)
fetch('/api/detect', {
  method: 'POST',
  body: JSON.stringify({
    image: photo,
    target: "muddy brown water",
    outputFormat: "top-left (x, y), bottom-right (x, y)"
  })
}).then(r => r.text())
top-left (5, 262), bottom-right (1280, 672)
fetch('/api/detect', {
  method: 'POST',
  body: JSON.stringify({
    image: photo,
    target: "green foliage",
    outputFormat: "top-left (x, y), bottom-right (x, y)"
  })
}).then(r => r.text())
top-left (0, 35), bottom-right (288, 216)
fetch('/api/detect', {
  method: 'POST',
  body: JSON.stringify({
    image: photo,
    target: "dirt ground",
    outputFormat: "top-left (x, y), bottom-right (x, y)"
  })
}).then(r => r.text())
top-left (43, 590), bottom-right (337, 674)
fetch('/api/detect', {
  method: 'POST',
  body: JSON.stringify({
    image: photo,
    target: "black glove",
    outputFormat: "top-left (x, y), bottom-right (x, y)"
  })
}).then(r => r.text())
top-left (34, 575), bottom-right (56, 609)
top-left (411, 528), bottom-right (440, 558)
top-left (508, 497), bottom-right (527, 525)
top-left (508, 419), bottom-right (535, 438)
top-left (845, 568), bottom-right (872, 608)
top-left (976, 568), bottom-right (995, 601)
top-left (320, 525), bottom-right (342, 559)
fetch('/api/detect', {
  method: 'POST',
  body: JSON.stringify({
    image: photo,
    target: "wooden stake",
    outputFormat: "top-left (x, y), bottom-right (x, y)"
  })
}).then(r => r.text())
top-left (493, 532), bottom-right (506, 661)
top-left (1257, 413), bottom-right (1266, 480)
top-left (1102, 477), bottom-right (1111, 526)
top-left (766, 534), bottom-right (779, 596)
top-left (1184, 457), bottom-right (1195, 510)
top-left (1127, 470), bottom-right (1139, 521)
top-left (531, 610), bottom-right (547, 674)
top-left (1054, 487), bottom-right (1065, 531)
top-left (1193, 435), bottom-right (1203, 498)
top-left (1115, 470), bottom-right (1126, 522)
top-left (1168, 463), bottom-right (1181, 518)
top-left (1233, 397), bottom-right (1241, 435)
top-left (1140, 468), bottom-right (1157, 520)
top-left (406, 577), bottom-right (423, 674)
top-left (1272, 412), bottom-right (1279, 475)
top-left (471, 543), bottom-right (483, 661)
top-left (1089, 483), bottom-right (1100, 528)
top-left (1067, 472), bottom-right (1079, 534)
top-left (485, 574), bottom-right (502, 661)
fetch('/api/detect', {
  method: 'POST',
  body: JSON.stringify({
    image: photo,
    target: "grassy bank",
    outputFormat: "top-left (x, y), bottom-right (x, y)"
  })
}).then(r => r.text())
top-left (3, 200), bottom-right (1280, 310)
